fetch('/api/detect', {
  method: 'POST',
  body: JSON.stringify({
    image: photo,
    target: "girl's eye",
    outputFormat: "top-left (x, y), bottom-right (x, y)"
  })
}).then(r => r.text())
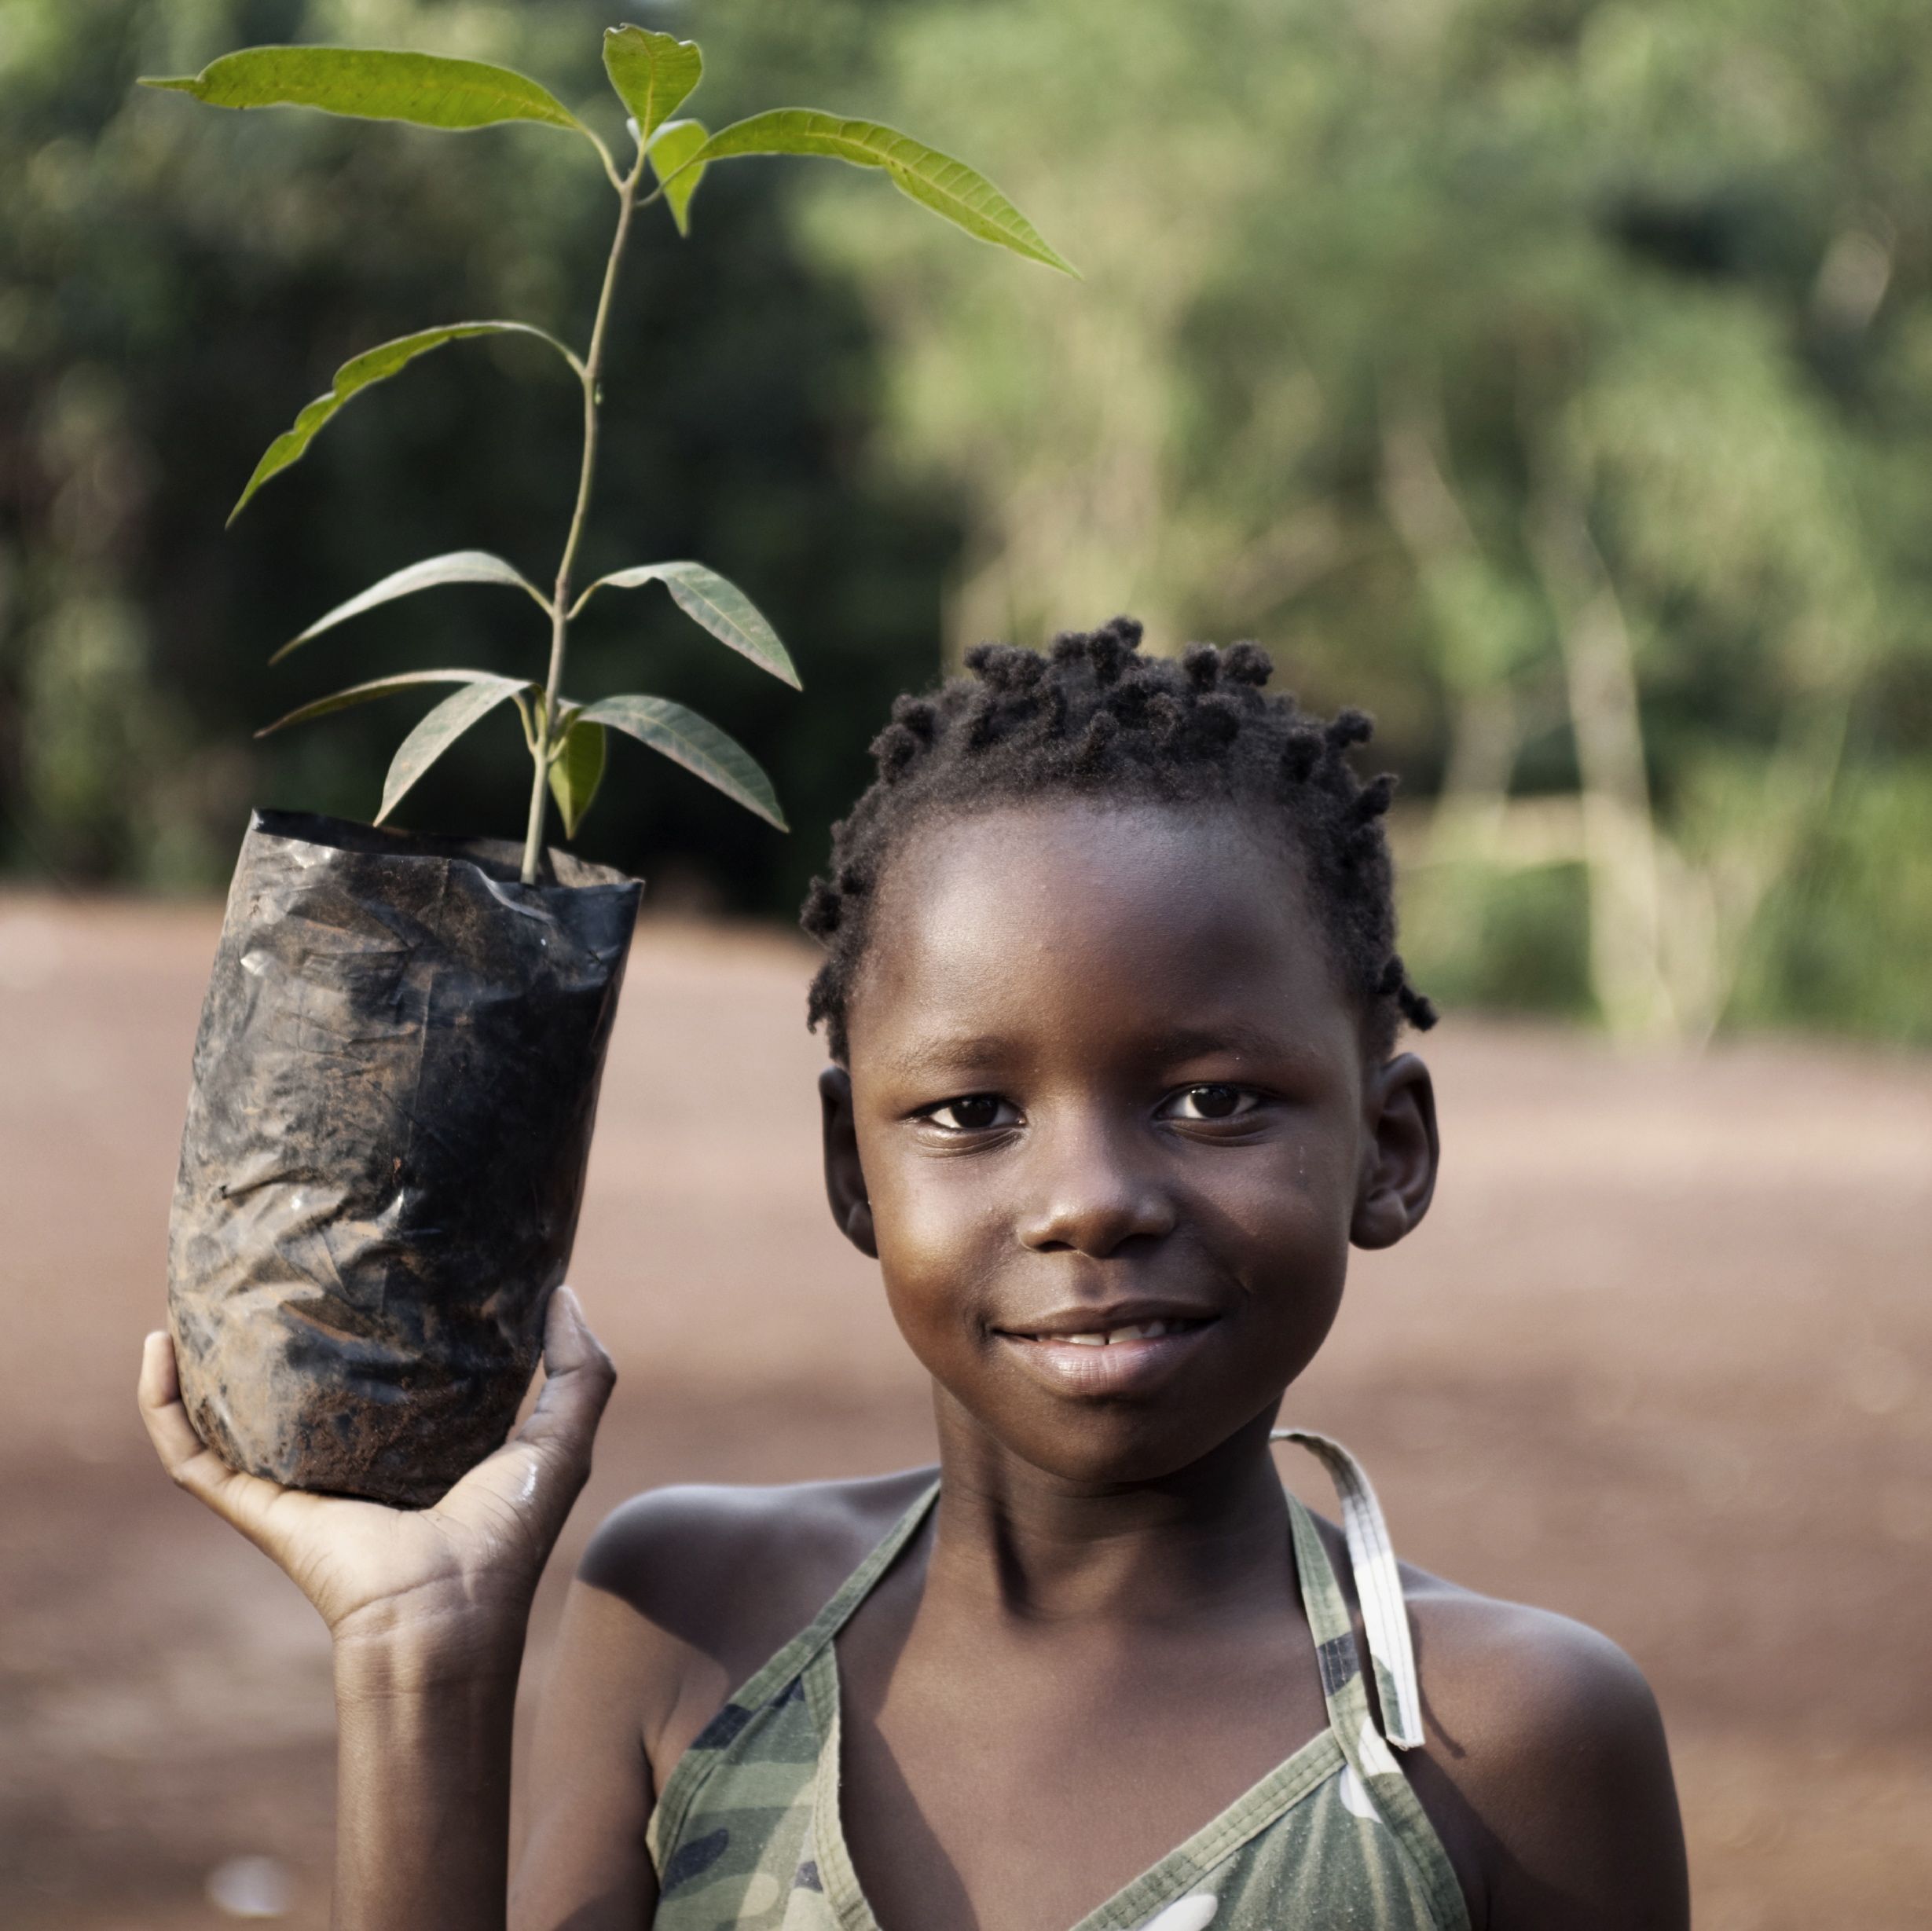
top-left (926, 1094), bottom-right (1017, 1132)
top-left (1164, 1083), bottom-right (1259, 1122)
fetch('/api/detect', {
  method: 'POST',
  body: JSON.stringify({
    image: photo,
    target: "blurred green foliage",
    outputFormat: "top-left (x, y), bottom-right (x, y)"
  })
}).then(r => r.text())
top-left (802, 0), bottom-right (1932, 1045)
top-left (0, 0), bottom-right (964, 914)
top-left (3, 0), bottom-right (1930, 1043)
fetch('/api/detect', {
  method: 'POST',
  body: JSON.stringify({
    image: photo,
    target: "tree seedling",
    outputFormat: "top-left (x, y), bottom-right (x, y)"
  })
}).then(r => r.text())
top-left (144, 27), bottom-right (1074, 882)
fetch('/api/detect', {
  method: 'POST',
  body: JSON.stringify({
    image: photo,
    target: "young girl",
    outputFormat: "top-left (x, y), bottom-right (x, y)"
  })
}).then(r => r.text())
top-left (140, 618), bottom-right (1688, 1931)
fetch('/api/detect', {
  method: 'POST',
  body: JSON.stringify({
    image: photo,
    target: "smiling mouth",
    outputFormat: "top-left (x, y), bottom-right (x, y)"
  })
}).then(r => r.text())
top-left (1000, 1317), bottom-right (1213, 1347)
top-left (990, 1312), bottom-right (1220, 1396)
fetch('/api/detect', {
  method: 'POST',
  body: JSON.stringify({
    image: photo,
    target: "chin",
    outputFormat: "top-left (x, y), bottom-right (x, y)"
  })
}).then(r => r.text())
top-left (948, 1384), bottom-right (1278, 1489)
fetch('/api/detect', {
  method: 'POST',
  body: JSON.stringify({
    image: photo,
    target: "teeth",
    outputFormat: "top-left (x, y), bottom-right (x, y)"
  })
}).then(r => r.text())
top-left (1044, 1321), bottom-right (1176, 1346)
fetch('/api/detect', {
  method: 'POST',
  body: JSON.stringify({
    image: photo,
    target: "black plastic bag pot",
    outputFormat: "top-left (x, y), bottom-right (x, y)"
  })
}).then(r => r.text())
top-left (168, 809), bottom-right (640, 1507)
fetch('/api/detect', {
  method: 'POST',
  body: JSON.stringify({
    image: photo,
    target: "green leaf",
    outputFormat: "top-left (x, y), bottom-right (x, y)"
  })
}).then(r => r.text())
top-left (546, 716), bottom-right (607, 838)
top-left (602, 27), bottom-right (701, 145)
top-left (570, 560), bottom-right (799, 687)
top-left (140, 45), bottom-right (597, 142)
top-left (229, 321), bottom-right (581, 523)
top-left (377, 677), bottom-right (530, 824)
top-left (255, 669), bottom-right (531, 738)
top-left (577, 694), bottom-right (786, 829)
top-left (647, 119), bottom-right (709, 236)
top-left (692, 110), bottom-right (1075, 274)
top-left (273, 550), bottom-right (548, 664)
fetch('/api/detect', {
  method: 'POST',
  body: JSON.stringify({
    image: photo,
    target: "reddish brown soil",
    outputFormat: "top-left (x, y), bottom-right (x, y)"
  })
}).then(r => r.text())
top-left (1, 893), bottom-right (1927, 1929)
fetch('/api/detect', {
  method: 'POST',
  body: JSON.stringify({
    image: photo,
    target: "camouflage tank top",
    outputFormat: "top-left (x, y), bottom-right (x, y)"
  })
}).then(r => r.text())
top-left (647, 1432), bottom-right (1470, 1931)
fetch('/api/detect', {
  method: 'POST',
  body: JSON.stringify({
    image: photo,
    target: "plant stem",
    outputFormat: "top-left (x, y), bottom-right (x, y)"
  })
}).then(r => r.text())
top-left (521, 158), bottom-right (642, 885)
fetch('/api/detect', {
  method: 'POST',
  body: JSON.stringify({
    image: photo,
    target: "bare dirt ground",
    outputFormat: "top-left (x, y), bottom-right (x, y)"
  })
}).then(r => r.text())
top-left (1, 892), bottom-right (1927, 1930)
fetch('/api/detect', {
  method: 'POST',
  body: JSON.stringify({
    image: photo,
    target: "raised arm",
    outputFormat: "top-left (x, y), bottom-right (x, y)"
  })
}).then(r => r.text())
top-left (139, 1287), bottom-right (616, 1931)
top-left (509, 1571), bottom-right (670, 1930)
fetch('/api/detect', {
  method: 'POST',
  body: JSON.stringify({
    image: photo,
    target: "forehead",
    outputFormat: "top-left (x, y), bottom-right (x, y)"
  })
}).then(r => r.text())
top-left (845, 799), bottom-right (1360, 1071)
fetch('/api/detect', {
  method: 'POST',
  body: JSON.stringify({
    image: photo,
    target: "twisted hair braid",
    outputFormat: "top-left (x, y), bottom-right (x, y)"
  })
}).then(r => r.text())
top-left (801, 616), bottom-right (1436, 1061)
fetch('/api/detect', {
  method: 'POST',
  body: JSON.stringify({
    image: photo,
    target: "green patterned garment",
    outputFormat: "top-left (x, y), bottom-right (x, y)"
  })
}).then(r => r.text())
top-left (647, 1432), bottom-right (1471, 1931)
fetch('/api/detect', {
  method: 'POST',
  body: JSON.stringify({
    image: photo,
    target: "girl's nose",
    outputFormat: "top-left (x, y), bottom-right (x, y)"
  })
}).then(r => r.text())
top-left (1016, 1120), bottom-right (1178, 1257)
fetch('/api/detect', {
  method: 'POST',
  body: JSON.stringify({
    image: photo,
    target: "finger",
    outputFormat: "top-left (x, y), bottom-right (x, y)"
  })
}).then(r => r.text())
top-left (544, 1284), bottom-right (614, 1382)
top-left (517, 1285), bottom-right (616, 1458)
top-left (137, 1328), bottom-right (205, 1472)
top-left (139, 1326), bottom-right (179, 1405)
top-left (137, 1330), bottom-right (297, 1546)
top-left (445, 1288), bottom-right (611, 1471)
top-left (438, 1290), bottom-right (616, 1541)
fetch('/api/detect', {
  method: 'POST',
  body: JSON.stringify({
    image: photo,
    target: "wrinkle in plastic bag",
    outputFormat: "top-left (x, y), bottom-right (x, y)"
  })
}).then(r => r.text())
top-left (168, 810), bottom-right (641, 1506)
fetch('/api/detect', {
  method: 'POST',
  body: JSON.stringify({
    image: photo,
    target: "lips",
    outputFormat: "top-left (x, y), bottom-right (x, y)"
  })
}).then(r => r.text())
top-left (992, 1307), bottom-right (1219, 1397)
top-left (1003, 1315), bottom-right (1206, 1346)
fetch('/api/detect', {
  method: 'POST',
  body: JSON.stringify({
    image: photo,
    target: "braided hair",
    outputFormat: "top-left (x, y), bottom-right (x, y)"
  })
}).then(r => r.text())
top-left (801, 615), bottom-right (1435, 1062)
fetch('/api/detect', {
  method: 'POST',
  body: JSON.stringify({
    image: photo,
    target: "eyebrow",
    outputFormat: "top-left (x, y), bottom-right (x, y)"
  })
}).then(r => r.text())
top-left (873, 1035), bottom-right (1017, 1080)
top-left (1145, 1023), bottom-right (1295, 1064)
top-left (873, 1021), bottom-right (1304, 1083)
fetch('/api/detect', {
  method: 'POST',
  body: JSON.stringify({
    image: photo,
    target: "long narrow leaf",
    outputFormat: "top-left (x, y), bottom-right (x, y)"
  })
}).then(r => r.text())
top-left (547, 716), bottom-right (607, 837)
top-left (273, 551), bottom-right (548, 663)
top-left (255, 669), bottom-right (530, 737)
top-left (140, 46), bottom-right (595, 141)
top-left (577, 694), bottom-right (786, 829)
top-left (377, 678), bottom-right (530, 823)
top-left (647, 119), bottom-right (709, 235)
top-left (602, 27), bottom-right (700, 145)
top-left (570, 560), bottom-right (798, 687)
top-left (690, 111), bottom-right (1075, 273)
top-left (231, 321), bottom-right (581, 524)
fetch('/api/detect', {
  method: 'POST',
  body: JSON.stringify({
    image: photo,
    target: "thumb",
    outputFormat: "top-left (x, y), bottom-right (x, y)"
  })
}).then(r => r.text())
top-left (432, 1287), bottom-right (614, 1548)
top-left (519, 1284), bottom-right (617, 1460)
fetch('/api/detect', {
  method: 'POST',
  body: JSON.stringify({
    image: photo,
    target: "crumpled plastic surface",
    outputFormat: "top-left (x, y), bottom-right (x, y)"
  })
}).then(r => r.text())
top-left (168, 810), bottom-right (640, 1507)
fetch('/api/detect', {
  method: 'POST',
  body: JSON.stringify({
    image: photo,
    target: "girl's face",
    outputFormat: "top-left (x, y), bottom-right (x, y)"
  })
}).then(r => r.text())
top-left (823, 799), bottom-right (1437, 1486)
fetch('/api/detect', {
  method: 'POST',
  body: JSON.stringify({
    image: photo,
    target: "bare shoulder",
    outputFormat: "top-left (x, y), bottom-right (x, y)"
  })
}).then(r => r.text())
top-left (575, 1466), bottom-right (935, 1753)
top-left (1391, 1555), bottom-right (1688, 1929)
top-left (1402, 1562), bottom-right (1665, 1762)
top-left (519, 1471), bottom-right (932, 1926)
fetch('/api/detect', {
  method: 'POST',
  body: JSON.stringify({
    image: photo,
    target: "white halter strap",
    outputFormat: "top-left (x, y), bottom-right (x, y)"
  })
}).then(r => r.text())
top-left (1272, 1427), bottom-right (1425, 1750)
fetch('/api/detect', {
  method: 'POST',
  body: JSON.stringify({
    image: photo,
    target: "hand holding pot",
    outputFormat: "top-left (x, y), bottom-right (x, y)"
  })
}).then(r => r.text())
top-left (138, 1285), bottom-right (615, 1654)
top-left (141, 1287), bottom-right (614, 1927)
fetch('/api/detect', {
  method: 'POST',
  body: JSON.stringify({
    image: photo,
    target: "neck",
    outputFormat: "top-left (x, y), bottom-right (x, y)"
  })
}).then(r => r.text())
top-left (922, 1397), bottom-right (1293, 1627)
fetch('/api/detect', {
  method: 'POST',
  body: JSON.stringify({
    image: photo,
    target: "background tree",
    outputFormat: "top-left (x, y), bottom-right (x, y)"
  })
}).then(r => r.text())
top-left (5, 0), bottom-right (1930, 1042)
top-left (0, 0), bottom-right (965, 914)
top-left (804, 0), bottom-right (1932, 1044)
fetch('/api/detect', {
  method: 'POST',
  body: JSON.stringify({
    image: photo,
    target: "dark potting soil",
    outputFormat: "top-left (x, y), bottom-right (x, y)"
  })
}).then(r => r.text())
top-left (168, 810), bottom-right (640, 1507)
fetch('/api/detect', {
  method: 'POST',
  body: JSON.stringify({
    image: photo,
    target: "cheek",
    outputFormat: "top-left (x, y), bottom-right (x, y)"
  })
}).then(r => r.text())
top-left (1214, 1116), bottom-right (1360, 1256)
top-left (859, 1139), bottom-right (1005, 1333)
top-left (1202, 1133), bottom-right (1358, 1361)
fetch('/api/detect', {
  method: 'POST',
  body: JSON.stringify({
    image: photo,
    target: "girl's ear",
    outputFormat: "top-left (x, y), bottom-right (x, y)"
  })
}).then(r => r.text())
top-left (1351, 1052), bottom-right (1439, 1250)
top-left (819, 1067), bottom-right (878, 1258)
